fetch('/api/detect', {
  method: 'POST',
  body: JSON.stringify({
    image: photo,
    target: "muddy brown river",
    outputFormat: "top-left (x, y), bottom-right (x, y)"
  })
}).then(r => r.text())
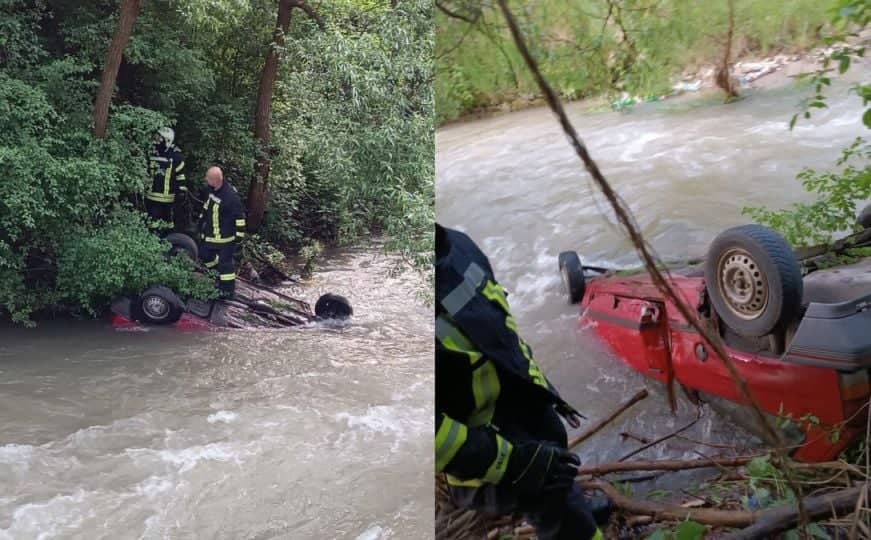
top-left (436, 78), bottom-right (870, 472)
top-left (0, 248), bottom-right (432, 539)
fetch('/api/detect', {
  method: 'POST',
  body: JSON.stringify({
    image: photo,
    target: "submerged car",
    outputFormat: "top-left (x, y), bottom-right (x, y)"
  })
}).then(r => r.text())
top-left (111, 232), bottom-right (352, 330)
top-left (558, 224), bottom-right (871, 462)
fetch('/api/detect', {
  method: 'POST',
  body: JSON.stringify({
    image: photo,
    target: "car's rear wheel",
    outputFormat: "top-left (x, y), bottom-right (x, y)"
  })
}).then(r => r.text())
top-left (558, 251), bottom-right (586, 304)
top-left (132, 286), bottom-right (185, 325)
top-left (315, 293), bottom-right (353, 320)
top-left (704, 225), bottom-right (802, 337)
top-left (165, 232), bottom-right (198, 261)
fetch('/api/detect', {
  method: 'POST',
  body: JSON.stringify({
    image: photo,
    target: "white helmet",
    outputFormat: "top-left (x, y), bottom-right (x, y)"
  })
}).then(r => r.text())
top-left (157, 127), bottom-right (175, 147)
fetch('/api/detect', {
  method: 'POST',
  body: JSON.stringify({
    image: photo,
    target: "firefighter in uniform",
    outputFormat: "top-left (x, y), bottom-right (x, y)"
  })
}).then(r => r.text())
top-left (146, 127), bottom-right (187, 234)
top-left (435, 223), bottom-right (606, 540)
top-left (197, 166), bottom-right (246, 299)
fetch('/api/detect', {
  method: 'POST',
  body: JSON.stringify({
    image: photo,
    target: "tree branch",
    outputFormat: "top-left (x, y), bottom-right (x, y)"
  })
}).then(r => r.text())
top-left (289, 0), bottom-right (325, 30)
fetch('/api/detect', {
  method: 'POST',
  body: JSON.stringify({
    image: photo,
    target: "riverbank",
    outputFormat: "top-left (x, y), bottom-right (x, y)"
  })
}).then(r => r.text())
top-left (438, 31), bottom-right (871, 127)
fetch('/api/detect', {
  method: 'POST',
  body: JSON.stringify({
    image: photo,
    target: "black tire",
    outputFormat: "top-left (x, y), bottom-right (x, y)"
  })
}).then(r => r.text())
top-left (857, 204), bottom-right (871, 230)
top-left (558, 251), bottom-right (586, 304)
top-left (132, 286), bottom-right (185, 325)
top-left (315, 293), bottom-right (353, 320)
top-left (704, 225), bottom-right (802, 337)
top-left (165, 232), bottom-right (198, 261)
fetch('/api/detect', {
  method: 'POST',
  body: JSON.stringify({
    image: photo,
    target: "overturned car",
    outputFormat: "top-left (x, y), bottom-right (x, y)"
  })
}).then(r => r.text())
top-left (559, 224), bottom-right (871, 462)
top-left (111, 232), bottom-right (352, 330)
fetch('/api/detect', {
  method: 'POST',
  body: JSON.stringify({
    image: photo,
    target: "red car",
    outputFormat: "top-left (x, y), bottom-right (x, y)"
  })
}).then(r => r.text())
top-left (559, 224), bottom-right (871, 462)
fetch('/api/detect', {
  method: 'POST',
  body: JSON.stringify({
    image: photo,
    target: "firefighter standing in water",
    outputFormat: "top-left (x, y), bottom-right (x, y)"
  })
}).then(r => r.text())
top-left (146, 127), bottom-right (187, 234)
top-left (197, 166), bottom-right (246, 299)
top-left (435, 223), bottom-right (608, 540)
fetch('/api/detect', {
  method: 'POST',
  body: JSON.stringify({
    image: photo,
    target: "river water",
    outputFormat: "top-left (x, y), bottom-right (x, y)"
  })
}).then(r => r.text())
top-left (436, 78), bottom-right (870, 469)
top-left (0, 248), bottom-right (432, 540)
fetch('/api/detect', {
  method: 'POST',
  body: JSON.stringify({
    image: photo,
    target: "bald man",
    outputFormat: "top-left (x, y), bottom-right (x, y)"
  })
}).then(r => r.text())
top-left (196, 166), bottom-right (246, 298)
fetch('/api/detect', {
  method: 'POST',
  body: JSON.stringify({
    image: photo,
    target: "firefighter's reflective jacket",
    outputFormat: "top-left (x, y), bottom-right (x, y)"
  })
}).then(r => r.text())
top-left (435, 224), bottom-right (575, 487)
top-left (197, 181), bottom-right (246, 245)
top-left (147, 144), bottom-right (187, 203)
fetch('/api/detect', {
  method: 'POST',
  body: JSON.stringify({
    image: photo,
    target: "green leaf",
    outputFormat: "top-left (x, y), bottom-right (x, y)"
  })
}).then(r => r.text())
top-left (863, 108), bottom-right (871, 128)
top-left (789, 114), bottom-right (798, 130)
top-left (647, 530), bottom-right (667, 540)
top-left (839, 55), bottom-right (851, 74)
top-left (675, 520), bottom-right (706, 540)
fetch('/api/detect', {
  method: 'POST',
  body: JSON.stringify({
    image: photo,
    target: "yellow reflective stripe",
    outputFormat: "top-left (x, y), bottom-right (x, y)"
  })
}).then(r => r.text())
top-left (592, 529), bottom-right (603, 540)
top-left (176, 174), bottom-right (186, 181)
top-left (481, 280), bottom-right (510, 313)
top-left (235, 219), bottom-right (246, 226)
top-left (485, 279), bottom-right (549, 390)
top-left (174, 161), bottom-right (185, 172)
top-left (469, 361), bottom-right (500, 426)
top-left (236, 232), bottom-right (246, 238)
top-left (436, 316), bottom-right (500, 427)
top-left (204, 258), bottom-right (219, 268)
top-left (436, 316), bottom-right (481, 362)
top-left (481, 434), bottom-right (512, 483)
top-left (219, 273), bottom-right (236, 281)
top-left (204, 236), bottom-right (235, 244)
top-left (145, 192), bottom-right (175, 202)
top-left (163, 163), bottom-right (172, 195)
top-left (211, 200), bottom-right (220, 239)
top-left (446, 475), bottom-right (483, 487)
top-left (435, 417), bottom-right (467, 472)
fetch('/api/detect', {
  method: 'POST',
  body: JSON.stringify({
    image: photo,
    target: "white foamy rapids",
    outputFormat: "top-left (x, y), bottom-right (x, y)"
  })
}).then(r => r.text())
top-left (0, 444), bottom-right (35, 473)
top-left (1, 489), bottom-right (91, 539)
top-left (334, 405), bottom-right (427, 454)
top-left (126, 442), bottom-right (257, 474)
top-left (206, 411), bottom-right (238, 424)
top-left (356, 525), bottom-right (392, 540)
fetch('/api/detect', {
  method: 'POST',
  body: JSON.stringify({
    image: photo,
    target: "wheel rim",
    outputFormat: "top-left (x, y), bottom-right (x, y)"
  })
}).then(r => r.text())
top-left (142, 295), bottom-right (170, 320)
top-left (716, 247), bottom-right (768, 320)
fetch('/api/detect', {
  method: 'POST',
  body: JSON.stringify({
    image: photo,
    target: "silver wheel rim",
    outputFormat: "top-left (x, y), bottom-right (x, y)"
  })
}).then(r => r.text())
top-left (143, 295), bottom-right (170, 320)
top-left (717, 247), bottom-right (768, 320)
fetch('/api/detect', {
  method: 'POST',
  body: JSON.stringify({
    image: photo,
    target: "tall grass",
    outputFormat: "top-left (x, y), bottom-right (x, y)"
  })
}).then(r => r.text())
top-left (436, 0), bottom-right (836, 124)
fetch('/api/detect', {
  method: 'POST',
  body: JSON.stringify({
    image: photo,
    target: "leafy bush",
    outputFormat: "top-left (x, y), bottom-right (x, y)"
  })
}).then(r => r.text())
top-left (55, 209), bottom-right (217, 315)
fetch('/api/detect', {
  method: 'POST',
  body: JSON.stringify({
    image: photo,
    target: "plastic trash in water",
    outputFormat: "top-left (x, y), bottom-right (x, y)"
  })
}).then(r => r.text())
top-left (672, 80), bottom-right (703, 93)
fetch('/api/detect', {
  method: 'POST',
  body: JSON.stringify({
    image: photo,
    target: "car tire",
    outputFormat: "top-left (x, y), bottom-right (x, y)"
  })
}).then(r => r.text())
top-left (704, 224), bottom-right (802, 337)
top-left (165, 232), bottom-right (198, 261)
top-left (558, 251), bottom-right (586, 304)
top-left (857, 203), bottom-right (871, 230)
top-left (315, 293), bottom-right (353, 320)
top-left (132, 286), bottom-right (185, 325)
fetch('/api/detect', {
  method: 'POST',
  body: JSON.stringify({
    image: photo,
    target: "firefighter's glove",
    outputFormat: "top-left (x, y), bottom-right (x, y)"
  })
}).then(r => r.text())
top-left (555, 402), bottom-right (585, 429)
top-left (504, 442), bottom-right (580, 497)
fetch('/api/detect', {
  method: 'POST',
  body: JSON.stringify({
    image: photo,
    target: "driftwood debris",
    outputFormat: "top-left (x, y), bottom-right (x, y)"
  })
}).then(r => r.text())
top-left (568, 389), bottom-right (649, 450)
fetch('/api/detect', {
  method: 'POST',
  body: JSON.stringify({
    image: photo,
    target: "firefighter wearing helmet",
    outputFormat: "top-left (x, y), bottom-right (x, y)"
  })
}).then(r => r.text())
top-left (145, 127), bottom-right (187, 235)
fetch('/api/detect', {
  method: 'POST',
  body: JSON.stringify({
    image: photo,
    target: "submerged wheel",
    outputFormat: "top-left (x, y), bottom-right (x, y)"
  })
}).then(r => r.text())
top-left (315, 293), bottom-right (353, 320)
top-left (704, 225), bottom-right (802, 337)
top-left (558, 251), bottom-right (586, 304)
top-left (857, 204), bottom-right (871, 230)
top-left (133, 286), bottom-right (184, 325)
top-left (165, 232), bottom-right (198, 261)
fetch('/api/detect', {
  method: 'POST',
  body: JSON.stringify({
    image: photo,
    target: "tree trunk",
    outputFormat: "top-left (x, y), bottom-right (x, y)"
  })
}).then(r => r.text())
top-left (716, 0), bottom-right (739, 101)
top-left (248, 0), bottom-right (291, 232)
top-left (93, 0), bottom-right (141, 139)
top-left (247, 0), bottom-right (324, 232)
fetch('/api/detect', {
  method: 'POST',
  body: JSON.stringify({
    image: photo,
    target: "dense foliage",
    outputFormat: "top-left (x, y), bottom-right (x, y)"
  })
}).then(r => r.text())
top-left (435, 0), bottom-right (837, 124)
top-left (743, 0), bottom-right (871, 246)
top-left (0, 0), bottom-right (433, 324)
